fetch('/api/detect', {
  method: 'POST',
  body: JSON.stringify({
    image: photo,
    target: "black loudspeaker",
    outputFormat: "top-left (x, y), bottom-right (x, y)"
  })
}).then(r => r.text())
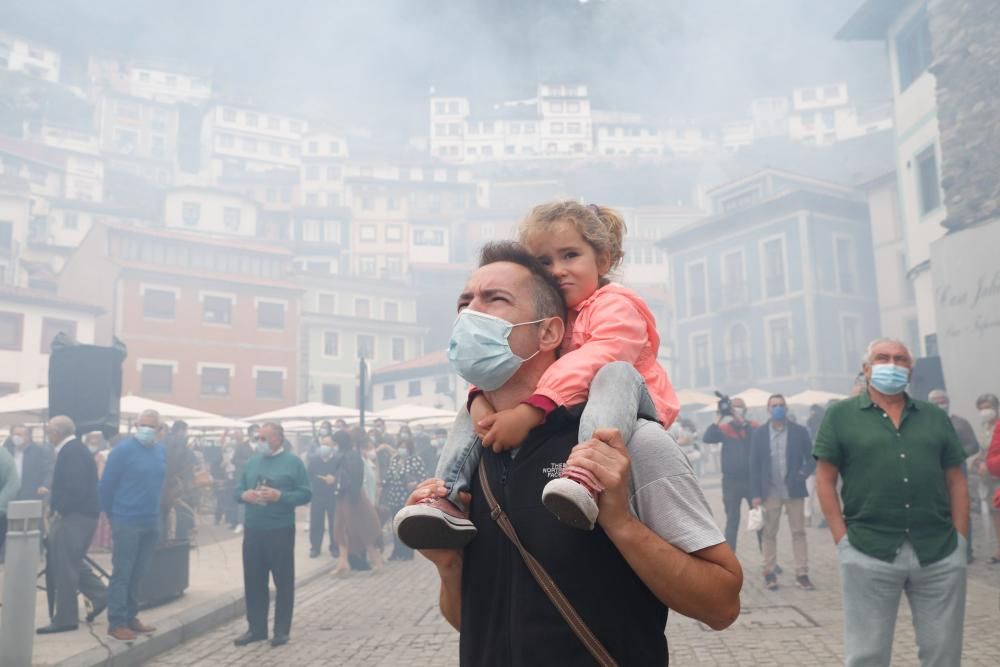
top-left (48, 335), bottom-right (127, 438)
top-left (909, 356), bottom-right (945, 401)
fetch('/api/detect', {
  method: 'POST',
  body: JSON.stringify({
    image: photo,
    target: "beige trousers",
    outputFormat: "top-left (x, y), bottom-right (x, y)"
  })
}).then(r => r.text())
top-left (762, 496), bottom-right (808, 576)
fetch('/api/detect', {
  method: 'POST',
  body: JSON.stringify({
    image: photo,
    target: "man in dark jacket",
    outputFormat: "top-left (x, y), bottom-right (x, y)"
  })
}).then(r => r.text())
top-left (37, 416), bottom-right (108, 634)
top-left (4, 425), bottom-right (53, 503)
top-left (307, 434), bottom-right (340, 558)
top-left (703, 397), bottom-right (758, 550)
top-left (750, 394), bottom-right (816, 591)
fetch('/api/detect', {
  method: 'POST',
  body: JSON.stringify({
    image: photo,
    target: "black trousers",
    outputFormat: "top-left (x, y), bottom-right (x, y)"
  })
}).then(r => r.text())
top-left (722, 476), bottom-right (753, 551)
top-left (309, 495), bottom-right (337, 555)
top-left (242, 526), bottom-right (295, 638)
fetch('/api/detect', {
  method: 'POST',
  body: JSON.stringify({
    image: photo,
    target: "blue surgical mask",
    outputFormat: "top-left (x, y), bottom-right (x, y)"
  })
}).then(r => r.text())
top-left (870, 364), bottom-right (909, 395)
top-left (255, 440), bottom-right (270, 455)
top-left (771, 405), bottom-right (787, 421)
top-left (135, 427), bottom-right (156, 447)
top-left (448, 310), bottom-right (546, 391)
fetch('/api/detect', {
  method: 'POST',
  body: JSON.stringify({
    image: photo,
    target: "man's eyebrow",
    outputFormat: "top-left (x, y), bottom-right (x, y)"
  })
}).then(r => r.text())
top-left (482, 288), bottom-right (514, 299)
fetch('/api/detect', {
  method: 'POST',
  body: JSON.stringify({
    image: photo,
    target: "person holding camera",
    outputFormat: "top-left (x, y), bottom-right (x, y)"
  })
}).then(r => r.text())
top-left (704, 395), bottom-right (758, 550)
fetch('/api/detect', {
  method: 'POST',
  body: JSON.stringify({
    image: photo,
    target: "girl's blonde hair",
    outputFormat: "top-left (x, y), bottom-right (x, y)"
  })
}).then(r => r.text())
top-left (519, 201), bottom-right (627, 276)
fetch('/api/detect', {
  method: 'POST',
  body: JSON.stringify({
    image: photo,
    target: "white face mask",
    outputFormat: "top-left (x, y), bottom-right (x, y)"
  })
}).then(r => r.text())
top-left (981, 408), bottom-right (998, 423)
top-left (11, 435), bottom-right (25, 448)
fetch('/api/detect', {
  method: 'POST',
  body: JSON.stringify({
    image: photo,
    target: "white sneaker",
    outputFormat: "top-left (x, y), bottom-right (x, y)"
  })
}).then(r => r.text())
top-left (233, 524), bottom-right (244, 535)
top-left (542, 477), bottom-right (599, 530)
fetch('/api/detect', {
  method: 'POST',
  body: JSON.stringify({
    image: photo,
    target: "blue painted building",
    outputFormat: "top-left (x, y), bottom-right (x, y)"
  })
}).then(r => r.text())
top-left (662, 168), bottom-right (881, 396)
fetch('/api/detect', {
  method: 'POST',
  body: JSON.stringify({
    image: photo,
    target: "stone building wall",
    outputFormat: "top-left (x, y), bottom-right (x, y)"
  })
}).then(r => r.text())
top-left (928, 0), bottom-right (1000, 229)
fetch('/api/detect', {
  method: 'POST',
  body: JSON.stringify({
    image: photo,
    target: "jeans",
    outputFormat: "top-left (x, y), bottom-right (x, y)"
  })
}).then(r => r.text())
top-left (839, 535), bottom-right (966, 667)
top-left (722, 476), bottom-right (752, 550)
top-left (436, 362), bottom-right (659, 511)
top-left (107, 523), bottom-right (159, 630)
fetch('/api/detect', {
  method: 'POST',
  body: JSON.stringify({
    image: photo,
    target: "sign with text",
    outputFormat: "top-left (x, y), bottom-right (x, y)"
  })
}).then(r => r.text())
top-left (930, 220), bottom-right (1000, 425)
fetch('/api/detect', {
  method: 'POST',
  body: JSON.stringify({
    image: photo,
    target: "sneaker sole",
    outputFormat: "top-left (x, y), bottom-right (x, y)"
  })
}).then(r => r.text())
top-left (541, 478), bottom-right (598, 530)
top-left (393, 506), bottom-right (477, 550)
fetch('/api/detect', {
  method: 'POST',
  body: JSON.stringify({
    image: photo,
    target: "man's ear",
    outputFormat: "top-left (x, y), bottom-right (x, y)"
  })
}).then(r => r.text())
top-left (538, 316), bottom-right (565, 353)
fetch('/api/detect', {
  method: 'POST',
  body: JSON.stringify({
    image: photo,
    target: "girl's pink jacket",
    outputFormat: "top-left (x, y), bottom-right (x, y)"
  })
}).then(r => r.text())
top-left (533, 283), bottom-right (679, 427)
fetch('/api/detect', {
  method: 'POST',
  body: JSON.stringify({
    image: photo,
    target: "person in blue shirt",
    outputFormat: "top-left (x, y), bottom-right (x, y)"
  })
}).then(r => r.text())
top-left (99, 409), bottom-right (166, 642)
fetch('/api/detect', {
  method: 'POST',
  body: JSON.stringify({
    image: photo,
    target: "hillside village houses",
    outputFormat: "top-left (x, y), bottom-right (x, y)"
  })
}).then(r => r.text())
top-left (2, 31), bottom-right (955, 419)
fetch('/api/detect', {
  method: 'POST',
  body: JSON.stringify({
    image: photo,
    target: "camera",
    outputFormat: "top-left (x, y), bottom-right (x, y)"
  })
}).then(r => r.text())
top-left (714, 390), bottom-right (733, 417)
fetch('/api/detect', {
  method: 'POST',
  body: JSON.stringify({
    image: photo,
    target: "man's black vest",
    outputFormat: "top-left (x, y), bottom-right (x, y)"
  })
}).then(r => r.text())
top-left (460, 407), bottom-right (669, 666)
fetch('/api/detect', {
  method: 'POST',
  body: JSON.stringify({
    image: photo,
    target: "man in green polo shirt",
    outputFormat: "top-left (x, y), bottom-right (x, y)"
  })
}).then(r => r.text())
top-left (813, 338), bottom-right (969, 667)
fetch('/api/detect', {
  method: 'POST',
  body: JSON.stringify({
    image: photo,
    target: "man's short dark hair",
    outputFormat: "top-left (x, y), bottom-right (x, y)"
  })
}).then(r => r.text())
top-left (171, 420), bottom-right (188, 434)
top-left (479, 241), bottom-right (567, 321)
top-left (767, 394), bottom-right (785, 405)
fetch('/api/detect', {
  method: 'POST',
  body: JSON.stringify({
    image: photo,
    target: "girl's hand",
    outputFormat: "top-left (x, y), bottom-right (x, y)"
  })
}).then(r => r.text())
top-left (469, 394), bottom-right (496, 438)
top-left (480, 404), bottom-right (544, 453)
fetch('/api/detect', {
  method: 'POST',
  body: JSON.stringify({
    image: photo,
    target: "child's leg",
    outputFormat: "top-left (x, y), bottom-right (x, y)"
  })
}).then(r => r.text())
top-left (578, 361), bottom-right (659, 446)
top-left (434, 406), bottom-right (481, 512)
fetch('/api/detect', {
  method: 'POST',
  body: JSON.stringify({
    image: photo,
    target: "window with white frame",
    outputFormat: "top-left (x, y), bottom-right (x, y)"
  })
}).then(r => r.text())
top-left (255, 369), bottom-right (283, 399)
top-left (435, 376), bottom-right (451, 394)
top-left (359, 224), bottom-right (376, 241)
top-left (896, 7), bottom-right (933, 92)
top-left (392, 337), bottom-right (405, 362)
top-left (408, 380), bottom-right (421, 397)
top-left (762, 237), bottom-right (787, 298)
top-left (725, 323), bottom-right (751, 384)
top-left (841, 315), bottom-right (863, 373)
top-left (767, 317), bottom-right (793, 377)
top-left (200, 366), bottom-right (230, 396)
top-left (691, 333), bottom-right (711, 387)
top-left (143, 288), bottom-right (176, 319)
top-left (323, 331), bottom-right (339, 356)
top-left (140, 363), bottom-right (173, 394)
top-left (202, 294), bottom-right (232, 324)
top-left (834, 237), bottom-right (857, 294)
top-left (383, 384), bottom-right (396, 400)
top-left (357, 334), bottom-right (375, 359)
top-left (384, 302), bottom-right (399, 321)
top-left (359, 257), bottom-right (376, 275)
top-left (686, 262), bottom-right (708, 316)
top-left (386, 224), bottom-right (403, 242)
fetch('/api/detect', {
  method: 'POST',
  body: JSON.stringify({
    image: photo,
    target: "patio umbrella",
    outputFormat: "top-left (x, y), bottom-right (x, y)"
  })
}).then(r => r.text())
top-left (186, 416), bottom-right (251, 431)
top-left (119, 395), bottom-right (220, 421)
top-left (0, 387), bottom-right (49, 424)
top-left (675, 389), bottom-right (718, 407)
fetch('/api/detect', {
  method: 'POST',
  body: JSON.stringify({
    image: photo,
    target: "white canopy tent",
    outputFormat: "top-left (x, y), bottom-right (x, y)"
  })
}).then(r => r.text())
top-left (786, 389), bottom-right (847, 406)
top-left (246, 402), bottom-right (360, 423)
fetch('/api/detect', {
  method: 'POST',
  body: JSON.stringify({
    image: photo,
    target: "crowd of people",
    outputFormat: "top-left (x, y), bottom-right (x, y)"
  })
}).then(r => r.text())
top-left (1, 199), bottom-right (998, 665)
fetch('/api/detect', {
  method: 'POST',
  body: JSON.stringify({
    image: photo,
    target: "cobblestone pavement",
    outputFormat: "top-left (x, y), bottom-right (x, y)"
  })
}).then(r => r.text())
top-left (150, 476), bottom-right (1000, 666)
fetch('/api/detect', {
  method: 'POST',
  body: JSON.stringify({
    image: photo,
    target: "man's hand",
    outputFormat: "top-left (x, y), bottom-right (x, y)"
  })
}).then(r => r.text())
top-left (322, 474), bottom-right (336, 486)
top-left (480, 404), bottom-right (544, 453)
top-left (240, 489), bottom-right (259, 504)
top-left (37, 486), bottom-right (49, 497)
top-left (405, 478), bottom-right (470, 570)
top-left (469, 395), bottom-right (496, 439)
top-left (752, 497), bottom-right (762, 508)
top-left (564, 428), bottom-right (635, 534)
top-left (258, 486), bottom-right (282, 503)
